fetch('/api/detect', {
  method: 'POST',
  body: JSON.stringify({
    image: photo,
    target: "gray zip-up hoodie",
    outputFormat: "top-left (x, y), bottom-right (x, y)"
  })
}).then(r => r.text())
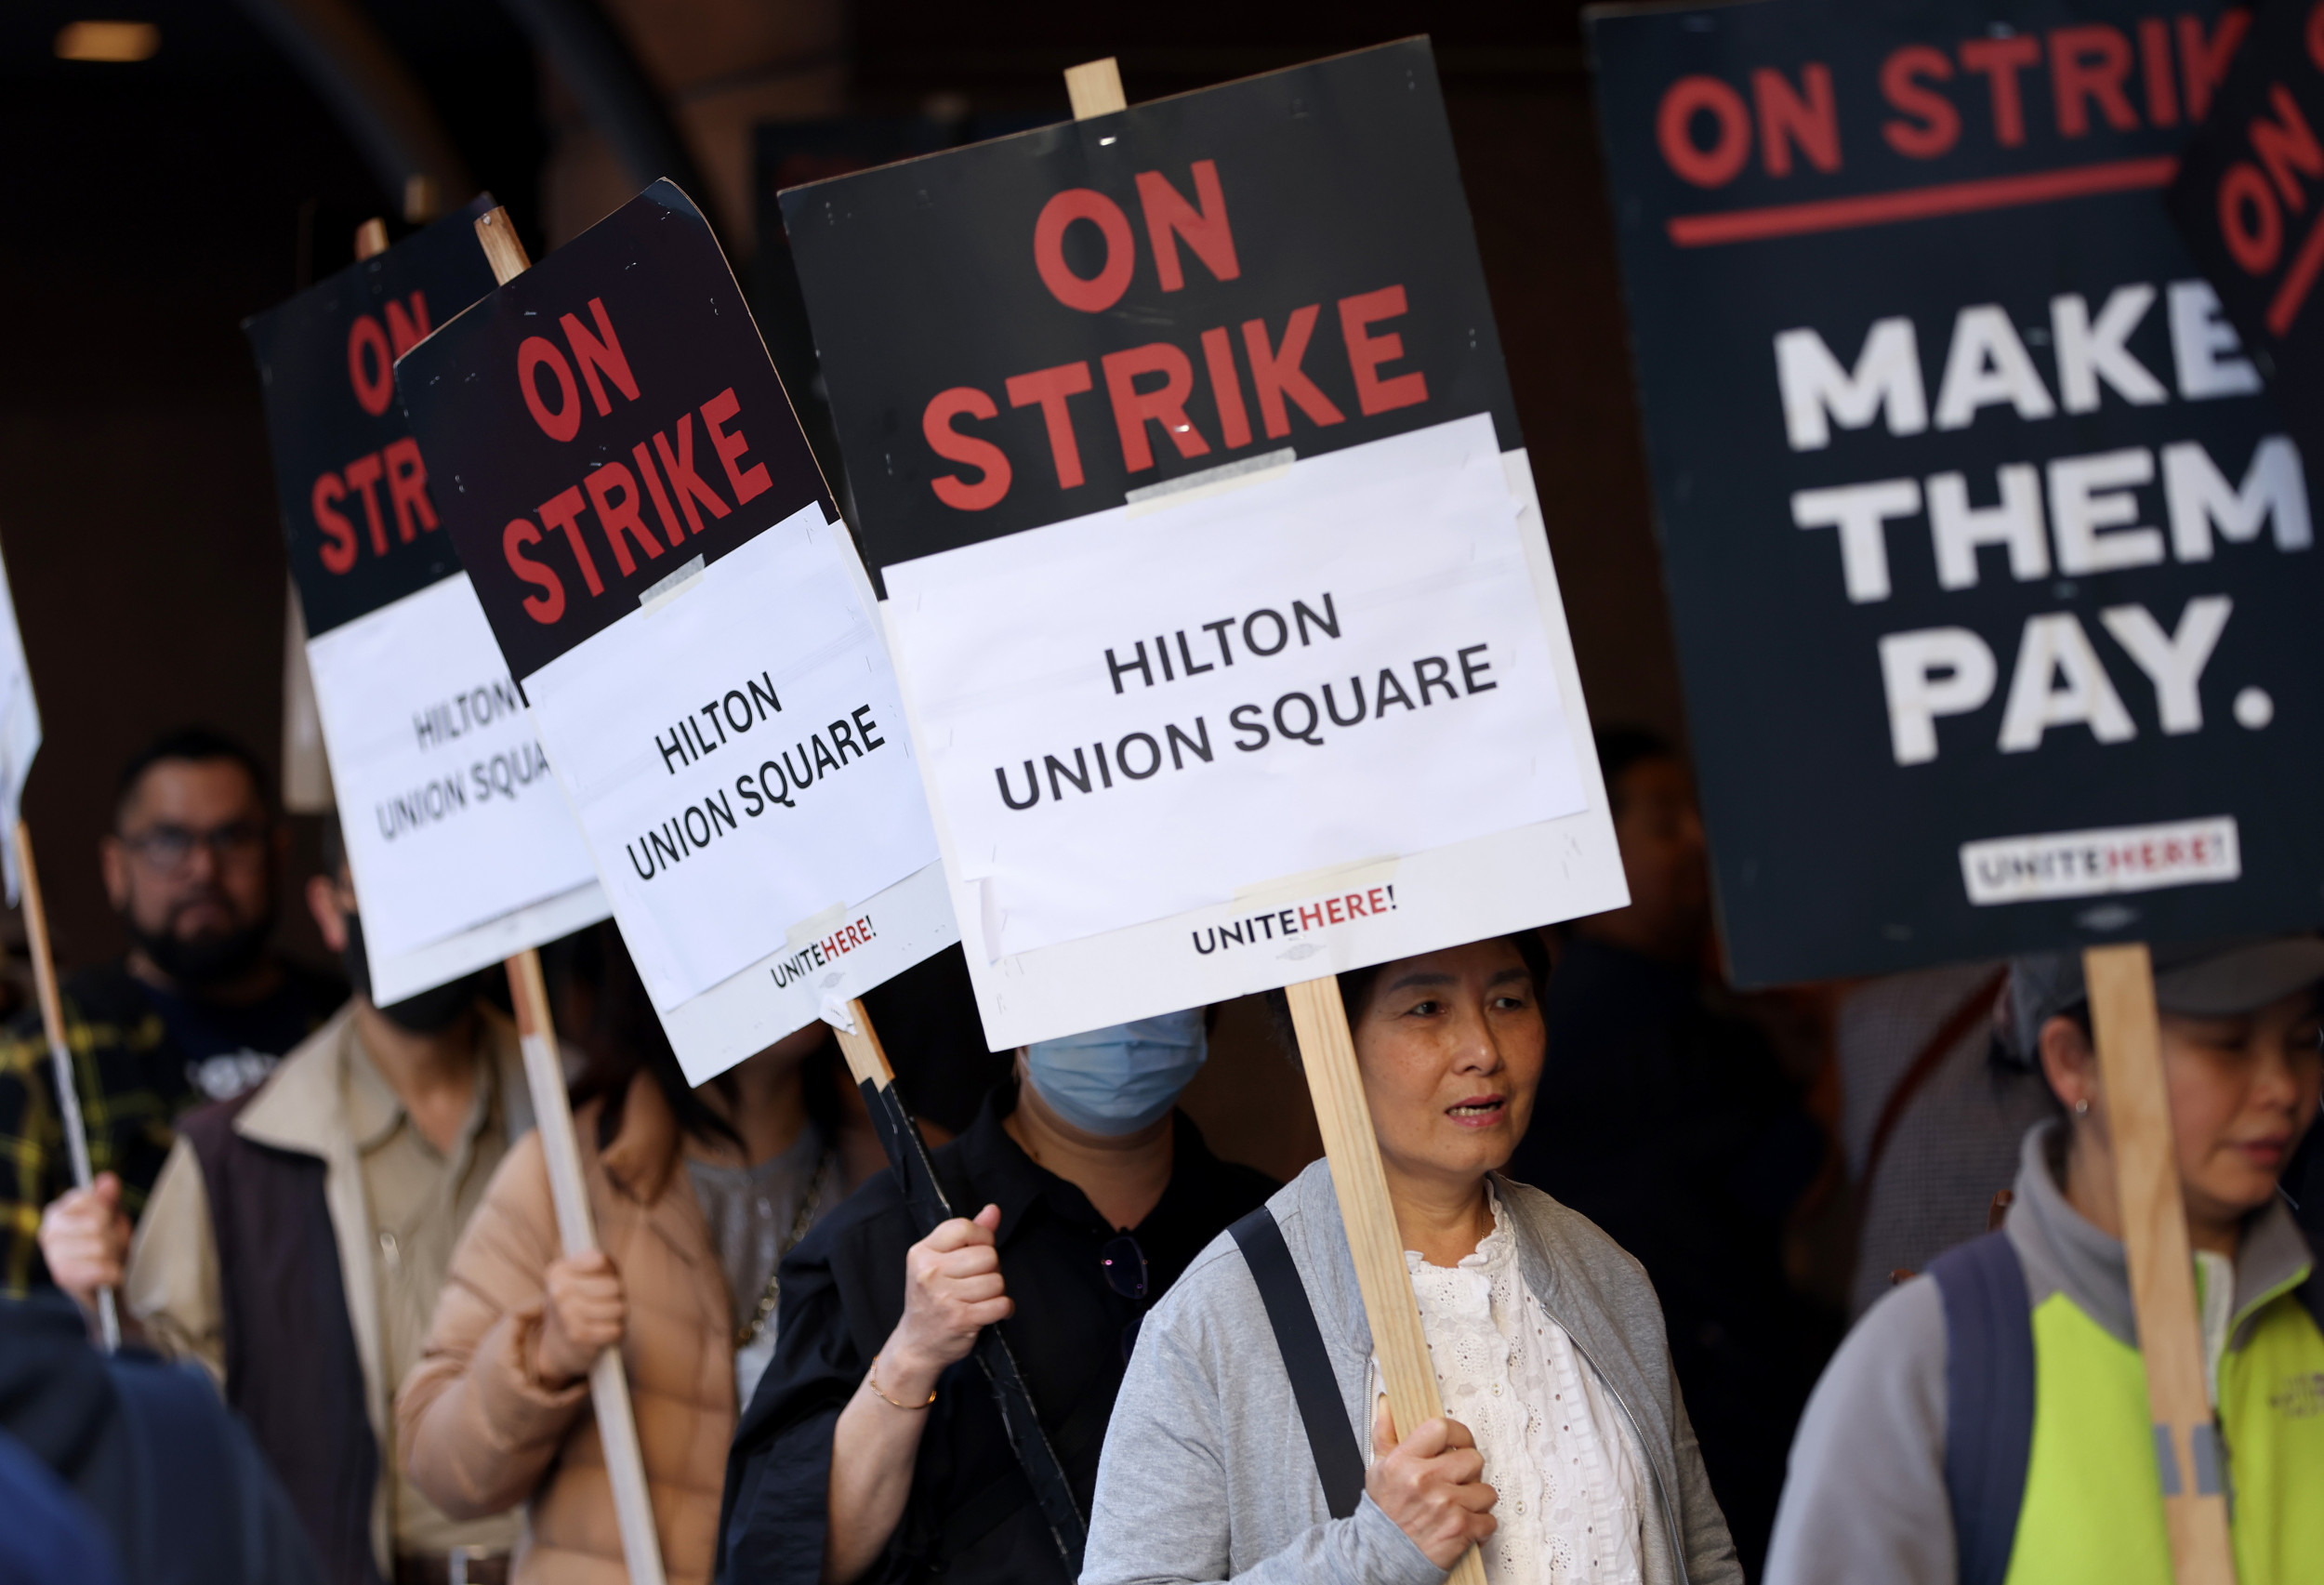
top-left (1082, 1158), bottom-right (1741, 1585)
top-left (1763, 1121), bottom-right (2317, 1585)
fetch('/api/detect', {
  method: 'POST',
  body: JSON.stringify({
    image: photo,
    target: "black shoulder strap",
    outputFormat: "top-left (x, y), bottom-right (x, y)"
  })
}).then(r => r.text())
top-left (1230, 1206), bottom-right (1366, 1520)
top-left (1928, 1231), bottom-right (2036, 1585)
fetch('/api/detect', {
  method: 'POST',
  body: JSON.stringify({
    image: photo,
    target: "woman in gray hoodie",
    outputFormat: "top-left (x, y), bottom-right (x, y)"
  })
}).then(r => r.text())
top-left (1082, 933), bottom-right (1740, 1585)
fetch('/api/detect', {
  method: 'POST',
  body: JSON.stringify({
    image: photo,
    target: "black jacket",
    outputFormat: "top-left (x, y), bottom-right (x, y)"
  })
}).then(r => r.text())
top-left (0, 1291), bottom-right (320, 1585)
top-left (718, 1083), bottom-right (1274, 1585)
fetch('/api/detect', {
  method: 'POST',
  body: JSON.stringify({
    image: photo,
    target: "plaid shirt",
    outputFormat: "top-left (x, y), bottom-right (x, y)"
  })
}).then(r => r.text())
top-left (0, 959), bottom-right (342, 1296)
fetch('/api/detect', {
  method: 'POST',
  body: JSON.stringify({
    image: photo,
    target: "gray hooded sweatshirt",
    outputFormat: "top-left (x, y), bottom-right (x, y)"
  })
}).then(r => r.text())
top-left (1763, 1121), bottom-right (2317, 1585)
top-left (1081, 1158), bottom-right (1741, 1585)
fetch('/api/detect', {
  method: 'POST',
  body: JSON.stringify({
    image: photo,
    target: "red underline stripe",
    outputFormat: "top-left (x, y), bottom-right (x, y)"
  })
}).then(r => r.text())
top-left (2267, 206), bottom-right (2324, 337)
top-left (1666, 156), bottom-right (2180, 247)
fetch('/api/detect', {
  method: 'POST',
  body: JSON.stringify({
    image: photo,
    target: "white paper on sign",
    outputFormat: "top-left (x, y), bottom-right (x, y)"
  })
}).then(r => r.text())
top-left (525, 503), bottom-right (944, 1012)
top-left (653, 858), bottom-right (957, 1085)
top-left (883, 416), bottom-right (1588, 959)
top-left (0, 547), bottom-right (40, 905)
top-left (305, 573), bottom-right (606, 982)
top-left (886, 443), bottom-right (1629, 1050)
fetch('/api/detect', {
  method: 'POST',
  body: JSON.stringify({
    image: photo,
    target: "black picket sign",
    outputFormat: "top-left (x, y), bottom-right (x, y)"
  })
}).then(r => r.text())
top-left (245, 194), bottom-right (499, 638)
top-left (395, 182), bottom-right (834, 680)
top-left (780, 38), bottom-right (1520, 576)
top-left (1590, 0), bottom-right (2324, 984)
top-left (2166, 0), bottom-right (2324, 473)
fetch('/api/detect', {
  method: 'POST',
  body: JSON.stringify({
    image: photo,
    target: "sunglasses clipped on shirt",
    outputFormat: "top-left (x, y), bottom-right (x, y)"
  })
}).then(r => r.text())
top-left (1103, 1233), bottom-right (1150, 1364)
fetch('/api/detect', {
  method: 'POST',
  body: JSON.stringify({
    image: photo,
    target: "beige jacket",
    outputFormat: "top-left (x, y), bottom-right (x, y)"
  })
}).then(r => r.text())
top-left (125, 1001), bottom-right (534, 1578)
top-left (397, 1072), bottom-right (737, 1585)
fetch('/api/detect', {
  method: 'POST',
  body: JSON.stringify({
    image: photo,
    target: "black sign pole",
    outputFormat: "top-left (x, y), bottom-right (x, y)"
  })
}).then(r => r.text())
top-left (826, 998), bottom-right (1089, 1573)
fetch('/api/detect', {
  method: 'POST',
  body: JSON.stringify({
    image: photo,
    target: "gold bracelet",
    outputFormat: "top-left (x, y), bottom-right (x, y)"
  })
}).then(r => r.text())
top-left (867, 1354), bottom-right (936, 1410)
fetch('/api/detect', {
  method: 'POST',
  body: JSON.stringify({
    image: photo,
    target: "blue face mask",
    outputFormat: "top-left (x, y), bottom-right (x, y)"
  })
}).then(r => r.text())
top-left (1023, 1010), bottom-right (1208, 1136)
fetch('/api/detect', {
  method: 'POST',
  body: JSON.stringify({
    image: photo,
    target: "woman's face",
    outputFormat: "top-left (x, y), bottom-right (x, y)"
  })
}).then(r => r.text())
top-left (2048, 988), bottom-right (2323, 1227)
top-left (1351, 940), bottom-right (1546, 1192)
top-left (2159, 992), bottom-right (2323, 1224)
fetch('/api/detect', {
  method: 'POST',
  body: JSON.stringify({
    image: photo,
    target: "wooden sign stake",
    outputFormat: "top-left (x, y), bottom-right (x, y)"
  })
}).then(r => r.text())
top-left (1057, 56), bottom-right (1481, 1583)
top-left (469, 207), bottom-right (667, 1585)
top-left (1064, 56), bottom-right (1129, 118)
top-left (2085, 944), bottom-right (2238, 1585)
top-left (825, 995), bottom-right (894, 1097)
top-left (475, 205), bottom-right (529, 285)
top-left (14, 821), bottom-right (119, 1351)
top-left (1287, 977), bottom-right (1485, 1585)
top-left (505, 947), bottom-right (667, 1585)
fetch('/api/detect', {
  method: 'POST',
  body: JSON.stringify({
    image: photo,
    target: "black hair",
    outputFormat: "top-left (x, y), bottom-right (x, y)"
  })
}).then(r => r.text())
top-left (2003, 1001), bottom-right (2088, 1121)
top-left (567, 921), bottom-right (845, 1156)
top-left (115, 727), bottom-right (271, 828)
top-left (1593, 724), bottom-right (1680, 816)
top-left (2021, 983), bottom-right (2324, 1125)
top-left (1261, 931), bottom-right (1553, 1058)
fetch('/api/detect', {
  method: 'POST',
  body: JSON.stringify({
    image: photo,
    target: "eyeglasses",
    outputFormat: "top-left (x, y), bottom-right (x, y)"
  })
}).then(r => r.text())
top-left (118, 820), bottom-right (269, 874)
top-left (1103, 1234), bottom-right (1150, 1363)
top-left (1102, 1234), bottom-right (1148, 1301)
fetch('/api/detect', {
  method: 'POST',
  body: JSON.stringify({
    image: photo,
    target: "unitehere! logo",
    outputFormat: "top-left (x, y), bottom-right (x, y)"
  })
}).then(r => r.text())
top-left (2269, 1370), bottom-right (2324, 1420)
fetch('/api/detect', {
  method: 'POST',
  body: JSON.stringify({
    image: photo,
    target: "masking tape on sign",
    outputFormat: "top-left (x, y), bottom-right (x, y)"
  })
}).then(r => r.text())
top-left (786, 901), bottom-right (849, 950)
top-left (1232, 854), bottom-right (1401, 911)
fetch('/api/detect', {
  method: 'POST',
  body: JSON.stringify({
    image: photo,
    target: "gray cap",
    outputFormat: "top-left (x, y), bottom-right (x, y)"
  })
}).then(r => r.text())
top-left (2005, 935), bottom-right (2324, 1063)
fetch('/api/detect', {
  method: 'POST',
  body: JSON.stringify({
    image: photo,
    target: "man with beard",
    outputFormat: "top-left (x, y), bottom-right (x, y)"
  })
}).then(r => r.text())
top-left (1, 728), bottom-right (344, 1299)
top-left (68, 823), bottom-right (532, 1585)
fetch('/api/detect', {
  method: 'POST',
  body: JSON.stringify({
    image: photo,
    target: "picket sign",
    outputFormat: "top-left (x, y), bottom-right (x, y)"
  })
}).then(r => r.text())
top-left (12, 822), bottom-right (117, 1351)
top-left (2086, 944), bottom-right (2236, 1585)
top-left (278, 196), bottom-right (353, 816)
top-left (474, 209), bottom-right (667, 1585)
top-left (1056, 57), bottom-right (1485, 1585)
top-left (2164, 0), bottom-right (2324, 487)
top-left (1581, 5), bottom-right (2278, 1577)
top-left (271, 219), bottom-right (378, 823)
top-left (455, 190), bottom-right (1075, 1568)
top-left (256, 196), bottom-right (614, 1009)
top-left (2155, 19), bottom-right (2324, 1577)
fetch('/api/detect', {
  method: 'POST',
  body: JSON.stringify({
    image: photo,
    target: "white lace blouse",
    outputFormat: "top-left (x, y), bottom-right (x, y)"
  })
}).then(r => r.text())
top-left (1368, 1187), bottom-right (1648, 1584)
